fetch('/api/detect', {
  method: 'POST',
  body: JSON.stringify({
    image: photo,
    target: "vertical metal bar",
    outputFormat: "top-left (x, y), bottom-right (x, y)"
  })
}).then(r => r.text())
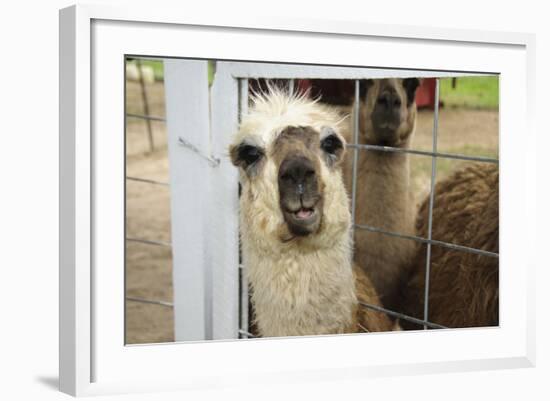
top-left (288, 79), bottom-right (295, 94)
top-left (423, 78), bottom-right (440, 329)
top-left (238, 78), bottom-right (250, 338)
top-left (350, 80), bottom-right (360, 226)
top-left (136, 58), bottom-right (155, 152)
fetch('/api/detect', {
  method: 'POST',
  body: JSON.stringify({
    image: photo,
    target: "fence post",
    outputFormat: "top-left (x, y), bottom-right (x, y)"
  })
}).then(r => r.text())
top-left (209, 62), bottom-right (240, 340)
top-left (164, 59), bottom-right (212, 341)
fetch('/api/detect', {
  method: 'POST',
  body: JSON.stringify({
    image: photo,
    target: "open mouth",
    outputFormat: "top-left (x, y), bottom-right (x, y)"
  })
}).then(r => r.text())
top-left (294, 207), bottom-right (315, 220)
top-left (284, 205), bottom-right (318, 224)
top-left (281, 204), bottom-right (321, 237)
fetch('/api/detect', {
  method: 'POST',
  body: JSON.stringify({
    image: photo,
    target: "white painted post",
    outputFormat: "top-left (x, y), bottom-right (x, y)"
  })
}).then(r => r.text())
top-left (238, 78), bottom-right (249, 336)
top-left (209, 62), bottom-right (240, 340)
top-left (164, 59), bottom-right (212, 341)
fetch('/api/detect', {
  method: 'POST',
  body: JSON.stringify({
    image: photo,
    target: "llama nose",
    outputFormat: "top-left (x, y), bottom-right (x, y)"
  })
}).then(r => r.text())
top-left (279, 156), bottom-right (316, 191)
top-left (376, 91), bottom-right (401, 112)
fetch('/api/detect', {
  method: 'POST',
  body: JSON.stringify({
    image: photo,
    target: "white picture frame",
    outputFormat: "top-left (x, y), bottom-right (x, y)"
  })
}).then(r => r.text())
top-left (59, 4), bottom-right (536, 397)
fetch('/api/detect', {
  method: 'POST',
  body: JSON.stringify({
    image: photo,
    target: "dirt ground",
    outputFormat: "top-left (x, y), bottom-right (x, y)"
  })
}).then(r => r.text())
top-left (125, 80), bottom-right (499, 344)
top-left (125, 81), bottom-right (173, 344)
top-left (125, 148), bottom-right (173, 344)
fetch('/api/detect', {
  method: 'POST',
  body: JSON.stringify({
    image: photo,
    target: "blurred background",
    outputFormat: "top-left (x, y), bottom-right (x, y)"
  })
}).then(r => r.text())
top-left (125, 58), bottom-right (498, 344)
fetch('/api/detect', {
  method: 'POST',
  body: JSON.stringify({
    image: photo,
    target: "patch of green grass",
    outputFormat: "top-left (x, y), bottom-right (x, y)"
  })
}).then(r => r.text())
top-left (141, 60), bottom-right (164, 81)
top-left (439, 76), bottom-right (499, 110)
top-left (208, 61), bottom-right (216, 86)
top-left (449, 144), bottom-right (499, 159)
top-left (411, 156), bottom-right (466, 180)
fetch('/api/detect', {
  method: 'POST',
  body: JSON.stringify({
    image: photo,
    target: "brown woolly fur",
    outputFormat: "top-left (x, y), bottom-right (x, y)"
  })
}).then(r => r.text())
top-left (341, 78), bottom-right (420, 310)
top-left (400, 163), bottom-right (499, 329)
top-left (229, 86), bottom-right (394, 337)
top-left (354, 264), bottom-right (402, 332)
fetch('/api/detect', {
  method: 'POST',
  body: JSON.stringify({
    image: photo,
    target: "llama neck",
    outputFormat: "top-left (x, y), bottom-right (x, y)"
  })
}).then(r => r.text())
top-left (355, 149), bottom-right (412, 230)
top-left (352, 142), bottom-right (417, 307)
top-left (244, 233), bottom-right (357, 337)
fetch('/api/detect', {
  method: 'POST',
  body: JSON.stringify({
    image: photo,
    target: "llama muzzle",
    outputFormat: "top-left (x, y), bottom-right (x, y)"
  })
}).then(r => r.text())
top-left (278, 154), bottom-right (323, 236)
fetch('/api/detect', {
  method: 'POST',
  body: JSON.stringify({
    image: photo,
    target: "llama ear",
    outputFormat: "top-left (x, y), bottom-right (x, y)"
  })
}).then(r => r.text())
top-left (402, 78), bottom-right (420, 106)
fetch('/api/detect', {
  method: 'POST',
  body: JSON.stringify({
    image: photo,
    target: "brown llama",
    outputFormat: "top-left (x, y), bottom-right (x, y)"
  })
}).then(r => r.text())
top-left (229, 88), bottom-right (395, 337)
top-left (400, 163), bottom-right (499, 329)
top-left (341, 78), bottom-right (421, 310)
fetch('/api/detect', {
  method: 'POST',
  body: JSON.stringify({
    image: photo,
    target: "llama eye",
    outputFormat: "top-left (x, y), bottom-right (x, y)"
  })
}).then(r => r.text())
top-left (321, 134), bottom-right (342, 154)
top-left (238, 145), bottom-right (263, 166)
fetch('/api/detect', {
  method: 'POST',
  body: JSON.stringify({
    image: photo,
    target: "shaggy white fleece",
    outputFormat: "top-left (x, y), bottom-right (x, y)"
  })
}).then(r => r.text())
top-left (231, 88), bottom-right (357, 337)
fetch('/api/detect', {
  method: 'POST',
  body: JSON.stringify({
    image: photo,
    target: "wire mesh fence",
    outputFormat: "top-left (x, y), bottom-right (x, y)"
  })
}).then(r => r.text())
top-left (125, 57), bottom-right (174, 320)
top-left (234, 76), bottom-right (499, 335)
top-left (345, 77), bottom-right (498, 331)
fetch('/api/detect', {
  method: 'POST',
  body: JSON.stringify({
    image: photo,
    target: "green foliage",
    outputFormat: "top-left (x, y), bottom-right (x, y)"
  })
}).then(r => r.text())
top-left (208, 61), bottom-right (215, 86)
top-left (439, 76), bottom-right (499, 110)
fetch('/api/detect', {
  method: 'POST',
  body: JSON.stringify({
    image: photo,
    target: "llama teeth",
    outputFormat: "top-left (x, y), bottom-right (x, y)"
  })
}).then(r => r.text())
top-left (296, 209), bottom-right (313, 219)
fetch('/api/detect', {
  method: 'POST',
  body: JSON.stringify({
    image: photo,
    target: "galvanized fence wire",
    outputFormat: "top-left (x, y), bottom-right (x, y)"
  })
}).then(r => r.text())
top-left (350, 81), bottom-right (361, 226)
top-left (125, 57), bottom-right (170, 191)
top-left (353, 223), bottom-right (498, 259)
top-left (236, 77), bottom-right (498, 335)
top-left (126, 113), bottom-right (166, 122)
top-left (238, 78), bottom-right (251, 338)
top-left (126, 296), bottom-right (174, 308)
top-left (124, 58), bottom-right (221, 315)
top-left (235, 77), bottom-right (460, 337)
top-left (346, 143), bottom-right (498, 164)
top-left (346, 77), bottom-right (499, 331)
top-left (126, 176), bottom-right (169, 186)
top-left (125, 58), bottom-right (173, 309)
top-left (423, 79), bottom-right (440, 329)
top-left (124, 58), bottom-right (223, 320)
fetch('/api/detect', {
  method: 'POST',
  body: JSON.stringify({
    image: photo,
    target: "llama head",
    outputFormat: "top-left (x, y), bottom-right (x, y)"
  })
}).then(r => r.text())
top-left (229, 88), bottom-right (351, 246)
top-left (359, 78), bottom-right (420, 147)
